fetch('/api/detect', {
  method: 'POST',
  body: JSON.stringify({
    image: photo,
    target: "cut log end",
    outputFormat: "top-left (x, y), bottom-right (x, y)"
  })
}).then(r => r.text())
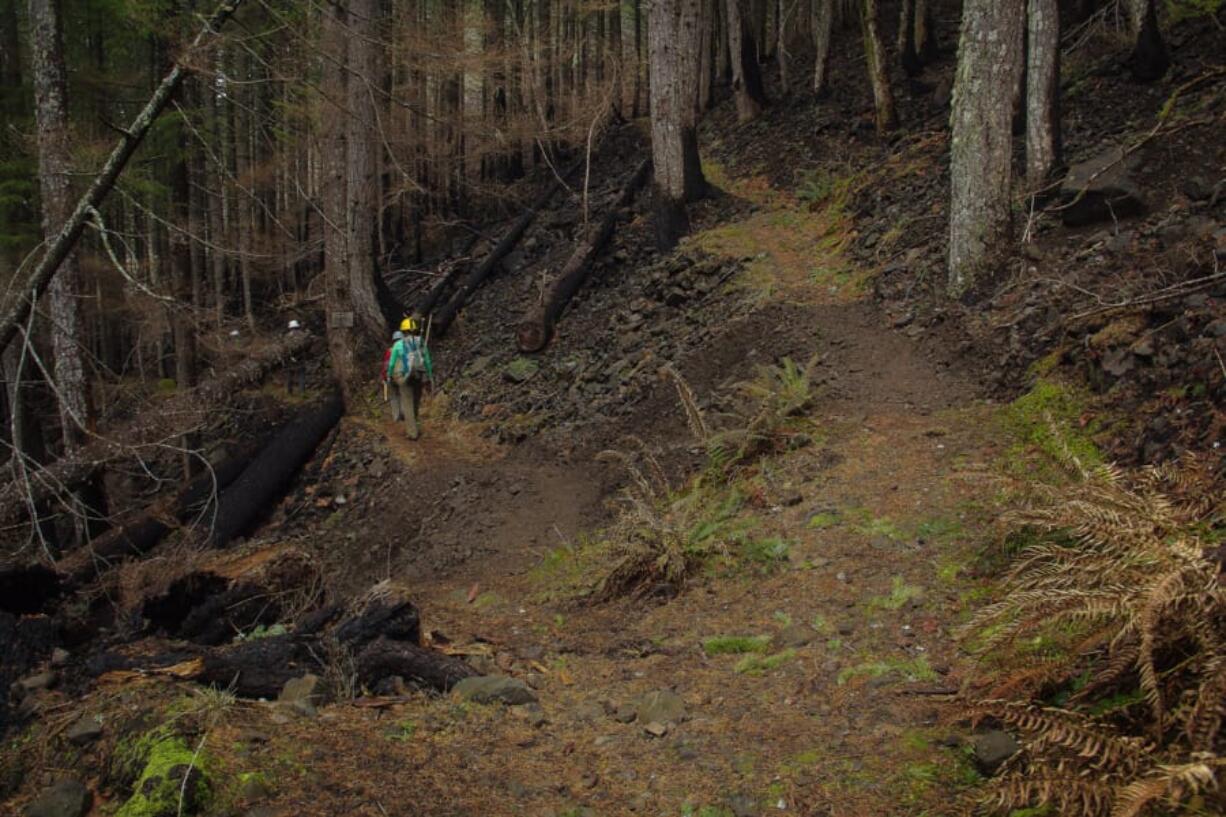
top-left (516, 315), bottom-right (550, 354)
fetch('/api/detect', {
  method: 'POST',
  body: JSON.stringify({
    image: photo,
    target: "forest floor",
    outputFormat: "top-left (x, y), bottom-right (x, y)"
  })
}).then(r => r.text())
top-left (3, 9), bottom-right (1224, 817)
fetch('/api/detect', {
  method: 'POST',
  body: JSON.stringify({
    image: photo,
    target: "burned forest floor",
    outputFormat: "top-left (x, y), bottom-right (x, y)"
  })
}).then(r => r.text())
top-left (3, 8), bottom-right (1225, 817)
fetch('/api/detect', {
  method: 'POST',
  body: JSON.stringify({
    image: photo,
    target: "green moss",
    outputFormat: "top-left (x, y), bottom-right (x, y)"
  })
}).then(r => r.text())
top-left (115, 730), bottom-right (211, 817)
top-left (702, 635), bottom-right (771, 656)
top-left (1005, 379), bottom-right (1102, 469)
top-left (866, 576), bottom-right (924, 611)
top-left (837, 656), bottom-right (937, 686)
top-left (734, 649), bottom-right (796, 675)
top-left (806, 511), bottom-right (839, 530)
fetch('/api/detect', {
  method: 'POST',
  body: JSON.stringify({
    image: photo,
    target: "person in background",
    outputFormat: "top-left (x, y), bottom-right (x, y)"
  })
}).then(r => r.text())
top-left (384, 317), bottom-right (432, 439)
top-left (286, 319), bottom-right (307, 394)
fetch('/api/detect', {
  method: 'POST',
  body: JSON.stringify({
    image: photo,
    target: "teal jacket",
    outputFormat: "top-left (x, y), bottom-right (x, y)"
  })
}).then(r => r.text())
top-left (386, 335), bottom-right (432, 381)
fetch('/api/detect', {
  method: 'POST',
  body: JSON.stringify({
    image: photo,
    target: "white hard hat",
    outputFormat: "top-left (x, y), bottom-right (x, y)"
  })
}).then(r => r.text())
top-left (288, 320), bottom-right (301, 330)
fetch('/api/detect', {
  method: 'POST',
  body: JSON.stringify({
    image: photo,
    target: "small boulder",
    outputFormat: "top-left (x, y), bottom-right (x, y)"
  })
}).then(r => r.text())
top-left (635, 690), bottom-right (686, 726)
top-left (453, 675), bottom-right (538, 705)
top-left (12, 671), bottom-right (57, 698)
top-left (1060, 146), bottom-right (1147, 227)
top-left (277, 673), bottom-right (321, 717)
top-left (65, 714), bottom-right (103, 746)
top-left (24, 779), bottom-right (90, 817)
top-left (774, 625), bottom-right (815, 649)
top-left (972, 729), bottom-right (1020, 776)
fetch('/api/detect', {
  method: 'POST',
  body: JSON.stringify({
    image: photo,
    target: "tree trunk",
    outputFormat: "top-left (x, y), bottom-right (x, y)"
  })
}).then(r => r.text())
top-left (516, 158), bottom-right (651, 352)
top-left (812, 0), bottom-right (834, 98)
top-left (723, 0), bottom-right (767, 121)
top-left (775, 0), bottom-right (788, 92)
top-left (29, 0), bottom-right (91, 456)
top-left (947, 0), bottom-right (1024, 299)
top-left (0, 0), bottom-right (244, 361)
top-left (649, 0), bottom-right (706, 250)
top-left (345, 0), bottom-right (389, 347)
top-left (897, 0), bottom-right (921, 75)
top-left (859, 0), bottom-right (897, 135)
top-left (914, 0), bottom-right (935, 62)
top-left (1127, 0), bottom-right (1168, 82)
top-left (321, 1), bottom-right (359, 403)
top-left (1025, 0), bottom-right (1061, 188)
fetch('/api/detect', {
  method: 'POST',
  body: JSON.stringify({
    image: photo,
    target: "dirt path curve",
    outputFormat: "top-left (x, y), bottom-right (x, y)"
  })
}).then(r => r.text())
top-left (253, 300), bottom-right (1004, 817)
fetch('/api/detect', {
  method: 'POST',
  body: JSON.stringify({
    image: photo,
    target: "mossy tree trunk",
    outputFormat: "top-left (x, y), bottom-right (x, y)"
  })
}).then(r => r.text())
top-left (1025, 0), bottom-right (1062, 187)
top-left (948, 0), bottom-right (1024, 299)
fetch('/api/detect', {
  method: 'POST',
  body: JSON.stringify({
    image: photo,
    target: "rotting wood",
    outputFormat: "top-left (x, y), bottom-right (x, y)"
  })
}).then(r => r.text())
top-left (516, 158), bottom-right (652, 353)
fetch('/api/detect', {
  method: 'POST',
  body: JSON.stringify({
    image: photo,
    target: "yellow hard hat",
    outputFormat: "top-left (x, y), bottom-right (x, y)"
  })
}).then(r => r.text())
top-left (399, 317), bottom-right (417, 333)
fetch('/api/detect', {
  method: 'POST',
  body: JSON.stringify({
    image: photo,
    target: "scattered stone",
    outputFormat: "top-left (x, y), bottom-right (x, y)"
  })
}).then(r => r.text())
top-left (727, 793), bottom-right (759, 817)
top-left (65, 714), bottom-right (103, 746)
top-left (453, 675), bottom-right (538, 705)
top-left (239, 773), bottom-right (274, 801)
top-left (1060, 146), bottom-right (1147, 227)
top-left (972, 730), bottom-right (1020, 776)
top-left (277, 673), bottom-right (321, 717)
top-left (573, 699), bottom-right (604, 723)
top-left (774, 625), bottom-right (815, 649)
top-left (24, 779), bottom-right (91, 817)
top-left (613, 702), bottom-right (637, 723)
top-left (13, 671), bottom-right (56, 697)
top-left (50, 648), bottom-right (70, 667)
top-left (511, 703), bottom-right (547, 727)
top-left (635, 689), bottom-right (686, 725)
top-left (643, 721), bottom-right (669, 737)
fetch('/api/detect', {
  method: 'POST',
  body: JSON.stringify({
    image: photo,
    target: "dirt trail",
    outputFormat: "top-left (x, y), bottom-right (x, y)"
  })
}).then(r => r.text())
top-left (224, 298), bottom-right (1001, 817)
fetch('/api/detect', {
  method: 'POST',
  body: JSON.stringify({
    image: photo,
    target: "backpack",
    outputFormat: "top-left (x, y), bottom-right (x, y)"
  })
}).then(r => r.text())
top-left (389, 336), bottom-right (426, 384)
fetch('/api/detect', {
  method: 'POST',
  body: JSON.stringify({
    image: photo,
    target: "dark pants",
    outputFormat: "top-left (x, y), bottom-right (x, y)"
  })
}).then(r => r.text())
top-left (390, 376), bottom-right (423, 439)
top-left (287, 365), bottom-right (306, 394)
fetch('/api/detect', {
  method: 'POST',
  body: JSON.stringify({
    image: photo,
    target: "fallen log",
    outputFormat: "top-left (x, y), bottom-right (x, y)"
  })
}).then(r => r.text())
top-left (60, 437), bottom-right (265, 585)
top-left (89, 582), bottom-right (476, 697)
top-left (516, 158), bottom-right (652, 353)
top-left (204, 391), bottom-right (343, 548)
top-left (429, 158), bottom-right (584, 339)
top-left (0, 330), bottom-right (315, 526)
top-left (413, 232), bottom-right (484, 317)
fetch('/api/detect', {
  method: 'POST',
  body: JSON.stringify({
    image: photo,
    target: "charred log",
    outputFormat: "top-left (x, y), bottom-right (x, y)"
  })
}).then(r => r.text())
top-left (205, 392), bottom-right (343, 548)
top-left (0, 330), bottom-right (316, 526)
top-left (413, 232), bottom-right (484, 317)
top-left (90, 582), bottom-right (472, 698)
top-left (355, 637), bottom-right (477, 691)
top-left (516, 159), bottom-right (652, 353)
top-left (429, 158), bottom-right (583, 339)
top-left (61, 438), bottom-right (262, 584)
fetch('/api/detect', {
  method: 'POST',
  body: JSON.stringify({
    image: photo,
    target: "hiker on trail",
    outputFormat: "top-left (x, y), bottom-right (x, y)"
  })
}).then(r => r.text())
top-left (286, 319), bottom-right (306, 394)
top-left (384, 316), bottom-right (433, 439)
